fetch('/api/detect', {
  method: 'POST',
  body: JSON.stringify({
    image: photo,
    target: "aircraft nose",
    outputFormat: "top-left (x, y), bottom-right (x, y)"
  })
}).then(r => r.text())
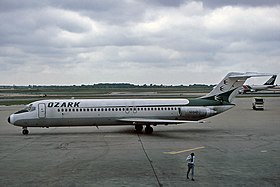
top-left (8, 114), bottom-right (15, 124)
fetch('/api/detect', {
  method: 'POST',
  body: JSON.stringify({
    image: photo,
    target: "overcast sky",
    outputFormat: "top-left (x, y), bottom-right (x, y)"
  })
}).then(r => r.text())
top-left (1, 0), bottom-right (280, 85)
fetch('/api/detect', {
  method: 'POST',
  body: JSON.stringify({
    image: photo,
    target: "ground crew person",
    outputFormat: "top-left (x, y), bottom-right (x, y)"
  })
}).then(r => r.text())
top-left (186, 152), bottom-right (195, 181)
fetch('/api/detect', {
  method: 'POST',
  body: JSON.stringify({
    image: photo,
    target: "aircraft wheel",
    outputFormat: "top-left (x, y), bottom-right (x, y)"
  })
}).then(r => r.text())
top-left (135, 125), bottom-right (143, 133)
top-left (22, 129), bottom-right (29, 135)
top-left (145, 125), bottom-right (153, 134)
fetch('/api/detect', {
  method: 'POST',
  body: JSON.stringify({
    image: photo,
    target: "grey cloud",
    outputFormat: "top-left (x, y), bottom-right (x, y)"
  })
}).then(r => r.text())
top-left (201, 0), bottom-right (280, 8)
top-left (0, 0), bottom-right (48, 12)
top-left (0, 1), bottom-right (280, 85)
top-left (142, 0), bottom-right (186, 7)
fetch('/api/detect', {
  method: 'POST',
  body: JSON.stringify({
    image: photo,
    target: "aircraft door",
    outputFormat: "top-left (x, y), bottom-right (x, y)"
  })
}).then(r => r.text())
top-left (38, 103), bottom-right (46, 118)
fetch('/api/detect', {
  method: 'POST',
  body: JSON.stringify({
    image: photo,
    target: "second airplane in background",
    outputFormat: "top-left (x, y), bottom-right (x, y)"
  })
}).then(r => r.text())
top-left (240, 75), bottom-right (277, 94)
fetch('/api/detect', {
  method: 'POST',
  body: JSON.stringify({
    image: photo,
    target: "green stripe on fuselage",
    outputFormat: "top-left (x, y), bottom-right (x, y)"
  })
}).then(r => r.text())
top-left (188, 98), bottom-right (233, 106)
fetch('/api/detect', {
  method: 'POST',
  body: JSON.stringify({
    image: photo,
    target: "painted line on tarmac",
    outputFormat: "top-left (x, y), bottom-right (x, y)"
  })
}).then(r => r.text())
top-left (163, 146), bottom-right (205, 155)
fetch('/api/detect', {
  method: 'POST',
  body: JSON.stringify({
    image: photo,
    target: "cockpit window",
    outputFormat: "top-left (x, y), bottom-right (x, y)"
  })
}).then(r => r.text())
top-left (28, 104), bottom-right (36, 112)
top-left (14, 104), bottom-right (36, 114)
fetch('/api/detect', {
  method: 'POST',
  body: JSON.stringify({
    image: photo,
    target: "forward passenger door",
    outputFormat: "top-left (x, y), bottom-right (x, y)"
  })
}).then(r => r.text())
top-left (38, 103), bottom-right (46, 118)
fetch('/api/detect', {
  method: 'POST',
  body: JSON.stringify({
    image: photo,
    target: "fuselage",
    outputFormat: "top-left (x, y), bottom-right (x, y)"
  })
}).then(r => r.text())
top-left (8, 98), bottom-right (234, 128)
top-left (9, 72), bottom-right (272, 135)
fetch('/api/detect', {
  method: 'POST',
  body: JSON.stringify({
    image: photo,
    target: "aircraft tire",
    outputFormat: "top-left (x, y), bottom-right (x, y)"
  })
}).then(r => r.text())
top-left (145, 125), bottom-right (153, 134)
top-left (135, 125), bottom-right (143, 133)
top-left (22, 129), bottom-right (29, 135)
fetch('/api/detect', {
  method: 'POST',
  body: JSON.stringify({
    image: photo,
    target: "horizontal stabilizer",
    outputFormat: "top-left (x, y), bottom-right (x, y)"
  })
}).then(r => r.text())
top-left (228, 72), bottom-right (273, 78)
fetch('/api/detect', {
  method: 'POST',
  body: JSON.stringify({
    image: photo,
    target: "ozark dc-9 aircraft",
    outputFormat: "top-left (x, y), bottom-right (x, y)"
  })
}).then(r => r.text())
top-left (8, 72), bottom-right (271, 135)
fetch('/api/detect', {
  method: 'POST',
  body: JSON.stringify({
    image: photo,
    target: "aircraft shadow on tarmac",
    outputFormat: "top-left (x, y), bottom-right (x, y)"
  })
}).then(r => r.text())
top-left (14, 127), bottom-right (219, 140)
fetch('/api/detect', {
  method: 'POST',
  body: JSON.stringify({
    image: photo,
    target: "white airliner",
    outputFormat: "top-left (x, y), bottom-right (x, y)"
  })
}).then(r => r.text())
top-left (240, 75), bottom-right (277, 94)
top-left (8, 72), bottom-right (271, 135)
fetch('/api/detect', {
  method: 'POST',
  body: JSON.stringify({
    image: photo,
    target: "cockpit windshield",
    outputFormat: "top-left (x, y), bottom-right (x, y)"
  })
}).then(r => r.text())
top-left (14, 104), bottom-right (36, 114)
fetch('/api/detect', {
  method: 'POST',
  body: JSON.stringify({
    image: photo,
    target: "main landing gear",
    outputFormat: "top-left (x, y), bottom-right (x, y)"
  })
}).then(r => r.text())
top-left (135, 125), bottom-right (143, 133)
top-left (145, 125), bottom-right (153, 134)
top-left (22, 127), bottom-right (29, 135)
top-left (135, 125), bottom-right (153, 134)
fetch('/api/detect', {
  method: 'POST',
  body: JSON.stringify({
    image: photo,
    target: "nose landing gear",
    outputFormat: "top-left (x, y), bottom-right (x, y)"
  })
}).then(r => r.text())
top-left (22, 127), bottom-right (29, 135)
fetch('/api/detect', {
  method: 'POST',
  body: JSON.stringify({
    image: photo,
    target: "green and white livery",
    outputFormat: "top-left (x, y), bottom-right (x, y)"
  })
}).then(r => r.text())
top-left (8, 72), bottom-right (272, 135)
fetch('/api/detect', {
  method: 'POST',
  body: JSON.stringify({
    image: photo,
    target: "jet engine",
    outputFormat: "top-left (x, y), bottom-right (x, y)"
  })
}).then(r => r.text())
top-left (179, 107), bottom-right (216, 120)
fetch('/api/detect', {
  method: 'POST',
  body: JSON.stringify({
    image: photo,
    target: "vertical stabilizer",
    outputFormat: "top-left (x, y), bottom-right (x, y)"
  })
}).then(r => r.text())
top-left (264, 75), bottom-right (277, 85)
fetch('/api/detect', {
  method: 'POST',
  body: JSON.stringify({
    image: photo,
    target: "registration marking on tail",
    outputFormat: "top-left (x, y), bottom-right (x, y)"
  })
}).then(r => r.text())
top-left (163, 146), bottom-right (205, 155)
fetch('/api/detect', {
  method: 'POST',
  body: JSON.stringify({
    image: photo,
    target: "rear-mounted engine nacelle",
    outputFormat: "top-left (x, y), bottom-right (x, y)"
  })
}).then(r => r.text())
top-left (179, 107), bottom-right (216, 120)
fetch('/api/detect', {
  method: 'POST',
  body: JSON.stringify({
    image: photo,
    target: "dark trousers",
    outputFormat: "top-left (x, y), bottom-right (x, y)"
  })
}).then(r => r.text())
top-left (187, 163), bottom-right (194, 178)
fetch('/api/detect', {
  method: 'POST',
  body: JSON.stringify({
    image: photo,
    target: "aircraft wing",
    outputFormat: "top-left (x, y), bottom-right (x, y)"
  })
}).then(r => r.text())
top-left (118, 118), bottom-right (204, 124)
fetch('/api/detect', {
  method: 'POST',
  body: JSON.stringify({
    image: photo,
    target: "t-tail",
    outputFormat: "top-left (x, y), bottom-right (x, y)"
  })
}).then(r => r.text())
top-left (200, 72), bottom-right (273, 103)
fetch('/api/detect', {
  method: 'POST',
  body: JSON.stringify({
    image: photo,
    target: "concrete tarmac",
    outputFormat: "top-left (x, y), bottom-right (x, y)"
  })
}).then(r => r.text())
top-left (0, 98), bottom-right (279, 186)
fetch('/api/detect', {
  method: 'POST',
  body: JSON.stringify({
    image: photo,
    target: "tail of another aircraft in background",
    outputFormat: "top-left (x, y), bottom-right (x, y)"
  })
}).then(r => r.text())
top-left (200, 72), bottom-right (272, 103)
top-left (264, 75), bottom-right (277, 85)
top-left (239, 74), bottom-right (277, 94)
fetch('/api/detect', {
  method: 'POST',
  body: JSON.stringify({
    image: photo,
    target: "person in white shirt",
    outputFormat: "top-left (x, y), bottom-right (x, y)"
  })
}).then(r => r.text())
top-left (186, 153), bottom-right (195, 181)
